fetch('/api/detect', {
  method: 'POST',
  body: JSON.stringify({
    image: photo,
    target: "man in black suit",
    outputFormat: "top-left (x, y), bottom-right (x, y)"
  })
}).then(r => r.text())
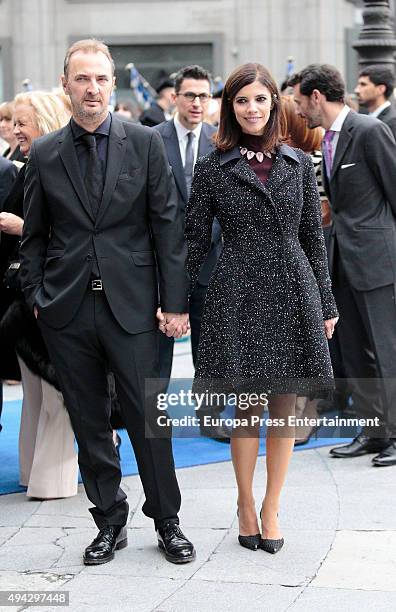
top-left (140, 78), bottom-right (175, 127)
top-left (20, 39), bottom-right (195, 564)
top-left (355, 65), bottom-right (396, 138)
top-left (292, 64), bottom-right (396, 467)
top-left (155, 65), bottom-right (221, 379)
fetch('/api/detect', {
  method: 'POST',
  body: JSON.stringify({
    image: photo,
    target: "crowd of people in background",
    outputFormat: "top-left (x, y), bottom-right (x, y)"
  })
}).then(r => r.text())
top-left (1, 38), bottom-right (396, 567)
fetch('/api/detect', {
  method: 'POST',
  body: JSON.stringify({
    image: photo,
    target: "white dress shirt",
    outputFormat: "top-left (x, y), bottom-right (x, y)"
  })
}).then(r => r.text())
top-left (174, 113), bottom-right (202, 167)
top-left (328, 104), bottom-right (351, 158)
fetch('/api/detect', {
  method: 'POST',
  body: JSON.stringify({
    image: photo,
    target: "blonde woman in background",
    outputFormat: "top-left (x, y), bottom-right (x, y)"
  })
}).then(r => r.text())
top-left (0, 91), bottom-right (78, 499)
top-left (0, 101), bottom-right (24, 163)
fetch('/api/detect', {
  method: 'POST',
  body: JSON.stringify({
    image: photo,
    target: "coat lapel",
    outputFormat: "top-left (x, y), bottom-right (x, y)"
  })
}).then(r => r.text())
top-left (96, 117), bottom-right (127, 226)
top-left (198, 123), bottom-right (215, 158)
top-left (58, 124), bottom-right (93, 222)
top-left (330, 120), bottom-right (353, 181)
top-left (163, 120), bottom-right (188, 204)
top-left (227, 144), bottom-right (299, 205)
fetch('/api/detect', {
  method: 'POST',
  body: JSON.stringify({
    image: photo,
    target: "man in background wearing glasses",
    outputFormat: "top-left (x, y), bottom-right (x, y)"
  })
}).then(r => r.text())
top-left (155, 65), bottom-right (223, 402)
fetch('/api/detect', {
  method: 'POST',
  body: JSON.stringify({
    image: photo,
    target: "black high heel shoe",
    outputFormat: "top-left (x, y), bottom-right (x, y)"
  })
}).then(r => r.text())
top-left (237, 508), bottom-right (261, 551)
top-left (259, 509), bottom-right (284, 554)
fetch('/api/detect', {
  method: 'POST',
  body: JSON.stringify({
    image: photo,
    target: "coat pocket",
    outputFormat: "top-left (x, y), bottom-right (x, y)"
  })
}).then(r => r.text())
top-left (131, 251), bottom-right (156, 266)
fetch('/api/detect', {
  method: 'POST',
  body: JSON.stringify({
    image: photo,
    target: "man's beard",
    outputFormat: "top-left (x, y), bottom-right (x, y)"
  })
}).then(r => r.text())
top-left (73, 102), bottom-right (106, 121)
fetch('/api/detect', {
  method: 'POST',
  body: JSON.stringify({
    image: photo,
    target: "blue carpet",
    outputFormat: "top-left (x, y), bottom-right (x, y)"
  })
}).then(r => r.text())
top-left (0, 397), bottom-right (351, 496)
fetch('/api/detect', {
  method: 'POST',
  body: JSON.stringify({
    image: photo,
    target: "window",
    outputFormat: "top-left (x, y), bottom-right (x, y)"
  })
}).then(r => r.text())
top-left (110, 43), bottom-right (213, 101)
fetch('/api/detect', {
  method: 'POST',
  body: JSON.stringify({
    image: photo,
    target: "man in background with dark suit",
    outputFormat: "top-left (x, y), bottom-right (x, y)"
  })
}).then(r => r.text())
top-left (140, 78), bottom-right (175, 127)
top-left (20, 39), bottom-right (196, 565)
top-left (355, 65), bottom-right (396, 138)
top-left (155, 65), bottom-right (221, 379)
top-left (292, 64), bottom-right (396, 467)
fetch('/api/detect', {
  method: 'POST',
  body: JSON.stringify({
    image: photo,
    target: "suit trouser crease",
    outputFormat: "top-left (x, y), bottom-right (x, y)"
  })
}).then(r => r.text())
top-left (333, 252), bottom-right (396, 436)
top-left (38, 289), bottom-right (181, 527)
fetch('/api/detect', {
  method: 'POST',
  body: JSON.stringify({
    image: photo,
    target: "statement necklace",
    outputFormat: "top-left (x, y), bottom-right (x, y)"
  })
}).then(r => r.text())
top-left (240, 147), bottom-right (273, 162)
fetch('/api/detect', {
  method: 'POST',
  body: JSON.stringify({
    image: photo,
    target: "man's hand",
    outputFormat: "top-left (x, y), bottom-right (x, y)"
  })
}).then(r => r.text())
top-left (157, 308), bottom-right (190, 338)
top-left (324, 316), bottom-right (339, 339)
top-left (0, 212), bottom-right (24, 236)
top-left (33, 306), bottom-right (38, 319)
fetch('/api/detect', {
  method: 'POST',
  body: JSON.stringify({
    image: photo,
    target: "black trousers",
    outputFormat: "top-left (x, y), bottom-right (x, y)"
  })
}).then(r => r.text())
top-left (333, 251), bottom-right (396, 437)
top-left (159, 281), bottom-right (208, 380)
top-left (39, 288), bottom-right (181, 528)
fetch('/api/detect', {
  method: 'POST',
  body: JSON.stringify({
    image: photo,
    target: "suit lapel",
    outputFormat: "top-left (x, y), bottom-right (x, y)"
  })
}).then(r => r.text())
top-left (96, 117), bottom-right (127, 226)
top-left (58, 124), bottom-right (93, 222)
top-left (163, 120), bottom-right (188, 204)
top-left (198, 123), bottom-right (214, 158)
top-left (330, 120), bottom-right (353, 181)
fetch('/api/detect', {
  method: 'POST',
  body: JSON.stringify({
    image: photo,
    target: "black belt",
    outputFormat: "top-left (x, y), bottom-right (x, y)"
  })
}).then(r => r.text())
top-left (91, 279), bottom-right (103, 291)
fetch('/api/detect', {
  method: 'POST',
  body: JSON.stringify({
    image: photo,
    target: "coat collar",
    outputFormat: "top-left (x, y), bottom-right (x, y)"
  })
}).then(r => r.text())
top-left (219, 143), bottom-right (300, 206)
top-left (219, 143), bottom-right (300, 166)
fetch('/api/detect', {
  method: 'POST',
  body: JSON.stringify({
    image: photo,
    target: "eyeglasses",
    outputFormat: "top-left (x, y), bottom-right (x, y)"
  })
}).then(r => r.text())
top-left (176, 92), bottom-right (212, 103)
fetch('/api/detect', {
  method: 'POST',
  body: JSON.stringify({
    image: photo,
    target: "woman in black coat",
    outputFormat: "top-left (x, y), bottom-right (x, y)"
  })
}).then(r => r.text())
top-left (185, 64), bottom-right (338, 553)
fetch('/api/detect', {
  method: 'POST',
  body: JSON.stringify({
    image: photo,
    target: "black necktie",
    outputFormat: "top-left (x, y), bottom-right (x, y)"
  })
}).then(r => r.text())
top-left (184, 131), bottom-right (195, 198)
top-left (81, 133), bottom-right (103, 218)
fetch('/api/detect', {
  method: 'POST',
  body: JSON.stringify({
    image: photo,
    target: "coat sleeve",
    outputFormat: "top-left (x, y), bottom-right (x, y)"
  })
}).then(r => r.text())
top-left (0, 160), bottom-right (18, 210)
top-left (298, 154), bottom-right (338, 320)
top-left (185, 157), bottom-right (215, 293)
top-left (19, 143), bottom-right (50, 312)
top-left (146, 128), bottom-right (189, 313)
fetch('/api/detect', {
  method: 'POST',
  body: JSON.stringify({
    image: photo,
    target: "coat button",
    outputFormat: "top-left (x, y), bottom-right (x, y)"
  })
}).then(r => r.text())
top-left (86, 254), bottom-right (92, 261)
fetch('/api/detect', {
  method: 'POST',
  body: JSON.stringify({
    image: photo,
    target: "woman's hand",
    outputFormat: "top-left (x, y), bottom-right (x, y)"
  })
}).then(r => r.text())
top-left (324, 316), bottom-right (339, 339)
top-left (0, 212), bottom-right (24, 236)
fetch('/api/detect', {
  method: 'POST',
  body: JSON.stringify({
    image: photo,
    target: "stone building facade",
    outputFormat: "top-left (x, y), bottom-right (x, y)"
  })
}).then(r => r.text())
top-left (0, 0), bottom-right (363, 102)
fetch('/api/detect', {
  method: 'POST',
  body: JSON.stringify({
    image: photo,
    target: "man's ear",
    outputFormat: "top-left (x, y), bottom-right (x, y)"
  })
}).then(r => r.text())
top-left (61, 75), bottom-right (68, 94)
top-left (311, 89), bottom-right (322, 104)
top-left (378, 83), bottom-right (386, 97)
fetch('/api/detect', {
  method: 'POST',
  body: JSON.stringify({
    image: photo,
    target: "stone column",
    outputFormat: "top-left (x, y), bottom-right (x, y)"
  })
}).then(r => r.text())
top-left (353, 0), bottom-right (396, 72)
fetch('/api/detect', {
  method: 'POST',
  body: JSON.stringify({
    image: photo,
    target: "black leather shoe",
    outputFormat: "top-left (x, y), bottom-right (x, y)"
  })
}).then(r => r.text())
top-left (372, 441), bottom-right (396, 467)
top-left (157, 521), bottom-right (196, 564)
top-left (329, 434), bottom-right (389, 458)
top-left (83, 525), bottom-right (128, 565)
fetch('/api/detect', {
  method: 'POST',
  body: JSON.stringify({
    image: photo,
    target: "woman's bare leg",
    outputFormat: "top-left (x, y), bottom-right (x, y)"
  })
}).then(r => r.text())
top-left (261, 393), bottom-right (296, 539)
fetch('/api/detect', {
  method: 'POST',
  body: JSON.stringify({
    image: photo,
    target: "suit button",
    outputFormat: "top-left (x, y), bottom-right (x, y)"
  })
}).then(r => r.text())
top-left (86, 254), bottom-right (92, 261)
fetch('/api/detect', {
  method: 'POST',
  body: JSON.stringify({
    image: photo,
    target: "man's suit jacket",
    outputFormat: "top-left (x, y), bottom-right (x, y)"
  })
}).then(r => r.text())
top-left (0, 156), bottom-right (18, 210)
top-left (140, 102), bottom-right (166, 128)
top-left (377, 103), bottom-right (396, 140)
top-left (19, 115), bottom-right (188, 331)
top-left (323, 110), bottom-right (396, 292)
top-left (154, 119), bottom-right (222, 286)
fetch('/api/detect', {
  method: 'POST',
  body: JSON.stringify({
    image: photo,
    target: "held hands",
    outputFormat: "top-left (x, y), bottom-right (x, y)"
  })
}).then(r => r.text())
top-left (0, 212), bottom-right (24, 236)
top-left (324, 316), bottom-right (339, 340)
top-left (156, 308), bottom-right (190, 339)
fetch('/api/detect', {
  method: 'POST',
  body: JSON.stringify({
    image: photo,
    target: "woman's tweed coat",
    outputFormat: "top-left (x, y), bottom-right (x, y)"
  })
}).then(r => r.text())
top-left (185, 144), bottom-right (338, 395)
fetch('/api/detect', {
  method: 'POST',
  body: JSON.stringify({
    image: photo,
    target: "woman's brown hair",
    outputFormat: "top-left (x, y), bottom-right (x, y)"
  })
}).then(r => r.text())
top-left (281, 95), bottom-right (323, 152)
top-left (216, 63), bottom-right (283, 152)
